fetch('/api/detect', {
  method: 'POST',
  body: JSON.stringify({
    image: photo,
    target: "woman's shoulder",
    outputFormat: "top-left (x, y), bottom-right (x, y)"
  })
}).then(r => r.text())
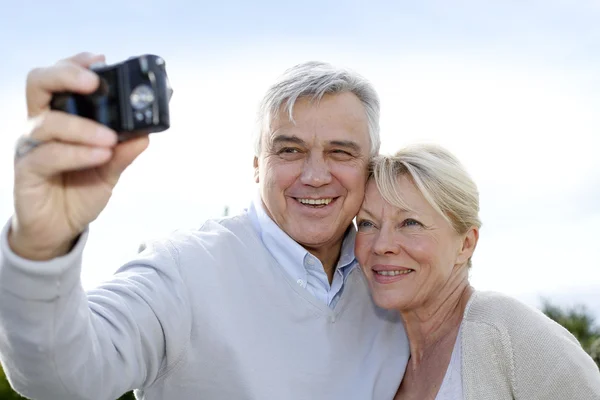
top-left (461, 292), bottom-right (600, 398)
top-left (463, 289), bottom-right (581, 349)
top-left (465, 291), bottom-right (550, 325)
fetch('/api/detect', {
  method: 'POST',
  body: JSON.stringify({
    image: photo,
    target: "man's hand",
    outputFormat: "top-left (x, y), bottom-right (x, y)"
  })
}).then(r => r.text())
top-left (8, 52), bottom-right (149, 261)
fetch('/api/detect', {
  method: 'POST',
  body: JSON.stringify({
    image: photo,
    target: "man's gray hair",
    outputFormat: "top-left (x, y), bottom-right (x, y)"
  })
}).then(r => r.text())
top-left (254, 61), bottom-right (381, 157)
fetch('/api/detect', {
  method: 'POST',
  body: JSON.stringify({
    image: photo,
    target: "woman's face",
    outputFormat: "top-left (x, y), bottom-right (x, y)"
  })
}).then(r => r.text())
top-left (355, 176), bottom-right (474, 311)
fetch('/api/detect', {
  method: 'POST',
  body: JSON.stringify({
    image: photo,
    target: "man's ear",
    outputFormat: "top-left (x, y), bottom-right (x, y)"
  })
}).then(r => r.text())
top-left (253, 156), bottom-right (260, 183)
top-left (456, 226), bottom-right (479, 265)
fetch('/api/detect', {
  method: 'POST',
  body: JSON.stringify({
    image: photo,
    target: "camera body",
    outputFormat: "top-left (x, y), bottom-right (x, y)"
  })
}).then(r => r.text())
top-left (50, 54), bottom-right (173, 142)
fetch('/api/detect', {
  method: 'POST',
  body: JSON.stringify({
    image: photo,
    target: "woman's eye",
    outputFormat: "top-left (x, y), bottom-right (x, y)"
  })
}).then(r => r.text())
top-left (357, 220), bottom-right (375, 230)
top-left (402, 219), bottom-right (422, 227)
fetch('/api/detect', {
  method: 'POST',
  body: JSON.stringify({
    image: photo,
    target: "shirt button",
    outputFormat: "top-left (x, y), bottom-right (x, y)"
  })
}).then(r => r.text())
top-left (297, 279), bottom-right (304, 286)
top-left (306, 258), bottom-right (314, 266)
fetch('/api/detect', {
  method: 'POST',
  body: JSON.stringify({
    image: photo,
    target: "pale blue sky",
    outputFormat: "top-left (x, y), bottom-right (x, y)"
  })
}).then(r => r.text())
top-left (4, 1), bottom-right (600, 74)
top-left (1, 0), bottom-right (599, 317)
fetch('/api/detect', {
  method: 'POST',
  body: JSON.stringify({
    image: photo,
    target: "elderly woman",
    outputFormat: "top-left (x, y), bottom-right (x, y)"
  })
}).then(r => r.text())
top-left (355, 144), bottom-right (600, 400)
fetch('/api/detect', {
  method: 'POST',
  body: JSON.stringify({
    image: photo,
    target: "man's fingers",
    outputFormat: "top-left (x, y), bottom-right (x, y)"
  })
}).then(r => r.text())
top-left (18, 141), bottom-right (113, 178)
top-left (98, 135), bottom-right (150, 186)
top-left (58, 52), bottom-right (106, 67)
top-left (28, 111), bottom-right (117, 147)
top-left (26, 53), bottom-right (105, 117)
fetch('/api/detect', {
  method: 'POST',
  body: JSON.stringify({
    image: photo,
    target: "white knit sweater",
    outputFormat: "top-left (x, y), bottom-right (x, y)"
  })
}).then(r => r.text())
top-left (461, 290), bottom-right (600, 399)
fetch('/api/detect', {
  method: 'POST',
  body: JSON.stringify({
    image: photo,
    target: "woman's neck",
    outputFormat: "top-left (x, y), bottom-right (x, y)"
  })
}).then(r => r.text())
top-left (400, 272), bottom-right (474, 369)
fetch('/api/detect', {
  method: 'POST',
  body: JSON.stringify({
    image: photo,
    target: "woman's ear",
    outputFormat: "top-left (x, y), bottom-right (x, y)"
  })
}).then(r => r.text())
top-left (456, 226), bottom-right (479, 265)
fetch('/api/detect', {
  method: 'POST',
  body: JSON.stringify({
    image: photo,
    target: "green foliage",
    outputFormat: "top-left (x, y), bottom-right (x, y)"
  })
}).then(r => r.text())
top-left (0, 365), bottom-right (136, 400)
top-left (541, 299), bottom-right (600, 367)
top-left (0, 366), bottom-right (26, 399)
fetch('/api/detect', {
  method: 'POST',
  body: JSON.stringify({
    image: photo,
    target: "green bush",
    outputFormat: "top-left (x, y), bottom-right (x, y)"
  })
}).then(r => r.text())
top-left (0, 366), bottom-right (26, 399)
top-left (541, 299), bottom-right (600, 368)
top-left (0, 365), bottom-right (136, 399)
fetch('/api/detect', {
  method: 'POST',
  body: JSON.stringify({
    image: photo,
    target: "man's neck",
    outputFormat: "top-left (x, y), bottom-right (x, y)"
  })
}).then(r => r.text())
top-left (304, 240), bottom-right (344, 284)
top-left (400, 270), bottom-right (473, 369)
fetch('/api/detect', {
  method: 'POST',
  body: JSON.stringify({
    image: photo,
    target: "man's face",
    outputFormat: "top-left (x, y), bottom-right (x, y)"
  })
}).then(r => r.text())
top-left (254, 92), bottom-right (371, 251)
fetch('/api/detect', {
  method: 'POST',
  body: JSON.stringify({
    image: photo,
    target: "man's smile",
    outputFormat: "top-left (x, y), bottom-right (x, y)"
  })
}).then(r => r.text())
top-left (294, 197), bottom-right (335, 207)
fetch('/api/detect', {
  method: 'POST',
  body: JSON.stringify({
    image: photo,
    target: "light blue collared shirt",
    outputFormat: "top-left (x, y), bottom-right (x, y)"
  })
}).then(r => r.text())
top-left (248, 193), bottom-right (357, 308)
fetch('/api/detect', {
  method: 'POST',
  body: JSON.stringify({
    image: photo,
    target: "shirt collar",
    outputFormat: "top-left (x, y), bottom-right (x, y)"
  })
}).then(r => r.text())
top-left (337, 225), bottom-right (357, 272)
top-left (248, 192), bottom-right (358, 280)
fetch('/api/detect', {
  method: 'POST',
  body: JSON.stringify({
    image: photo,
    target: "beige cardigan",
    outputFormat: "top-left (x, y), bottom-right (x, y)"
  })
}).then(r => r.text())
top-left (461, 291), bottom-right (600, 399)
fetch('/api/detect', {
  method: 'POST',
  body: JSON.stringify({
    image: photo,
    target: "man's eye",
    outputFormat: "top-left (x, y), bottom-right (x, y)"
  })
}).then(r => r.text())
top-left (331, 149), bottom-right (353, 158)
top-left (279, 147), bottom-right (300, 154)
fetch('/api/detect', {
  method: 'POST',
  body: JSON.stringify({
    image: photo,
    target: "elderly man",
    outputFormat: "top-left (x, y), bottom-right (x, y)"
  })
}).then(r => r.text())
top-left (0, 53), bottom-right (409, 400)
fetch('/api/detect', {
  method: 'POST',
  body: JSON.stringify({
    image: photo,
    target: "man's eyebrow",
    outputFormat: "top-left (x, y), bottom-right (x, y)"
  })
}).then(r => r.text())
top-left (270, 136), bottom-right (362, 153)
top-left (328, 140), bottom-right (362, 153)
top-left (271, 135), bottom-right (307, 147)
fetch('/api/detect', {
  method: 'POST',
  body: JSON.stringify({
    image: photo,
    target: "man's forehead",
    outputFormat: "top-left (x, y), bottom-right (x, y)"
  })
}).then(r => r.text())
top-left (265, 94), bottom-right (370, 145)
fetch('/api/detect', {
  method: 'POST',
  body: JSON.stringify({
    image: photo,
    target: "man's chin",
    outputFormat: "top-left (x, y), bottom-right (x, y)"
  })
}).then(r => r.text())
top-left (289, 226), bottom-right (344, 248)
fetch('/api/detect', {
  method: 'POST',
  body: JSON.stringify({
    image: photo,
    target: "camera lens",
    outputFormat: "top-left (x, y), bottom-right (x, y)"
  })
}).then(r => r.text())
top-left (130, 84), bottom-right (155, 110)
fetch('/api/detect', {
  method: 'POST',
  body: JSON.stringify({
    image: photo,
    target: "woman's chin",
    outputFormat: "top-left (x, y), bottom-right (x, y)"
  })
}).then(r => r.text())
top-left (372, 291), bottom-right (409, 311)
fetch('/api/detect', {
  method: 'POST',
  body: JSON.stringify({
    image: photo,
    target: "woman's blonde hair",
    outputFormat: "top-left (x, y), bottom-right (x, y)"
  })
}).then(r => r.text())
top-left (370, 144), bottom-right (481, 265)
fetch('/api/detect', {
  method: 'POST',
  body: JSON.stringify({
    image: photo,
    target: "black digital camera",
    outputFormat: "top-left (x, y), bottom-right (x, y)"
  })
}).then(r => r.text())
top-left (50, 54), bottom-right (173, 142)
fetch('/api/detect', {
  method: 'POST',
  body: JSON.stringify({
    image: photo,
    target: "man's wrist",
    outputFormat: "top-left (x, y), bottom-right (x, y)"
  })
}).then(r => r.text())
top-left (7, 224), bottom-right (76, 262)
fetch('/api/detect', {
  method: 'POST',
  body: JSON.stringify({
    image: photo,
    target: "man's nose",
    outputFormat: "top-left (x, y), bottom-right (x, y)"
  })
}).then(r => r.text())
top-left (300, 154), bottom-right (332, 187)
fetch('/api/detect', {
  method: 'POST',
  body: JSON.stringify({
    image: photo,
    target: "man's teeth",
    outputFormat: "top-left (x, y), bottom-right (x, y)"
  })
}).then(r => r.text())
top-left (376, 270), bottom-right (413, 276)
top-left (297, 198), bottom-right (333, 205)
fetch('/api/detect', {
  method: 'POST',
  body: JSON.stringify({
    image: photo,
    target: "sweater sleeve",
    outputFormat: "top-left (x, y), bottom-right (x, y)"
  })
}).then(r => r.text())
top-left (507, 301), bottom-right (600, 399)
top-left (0, 220), bottom-right (192, 400)
top-left (464, 292), bottom-right (600, 400)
